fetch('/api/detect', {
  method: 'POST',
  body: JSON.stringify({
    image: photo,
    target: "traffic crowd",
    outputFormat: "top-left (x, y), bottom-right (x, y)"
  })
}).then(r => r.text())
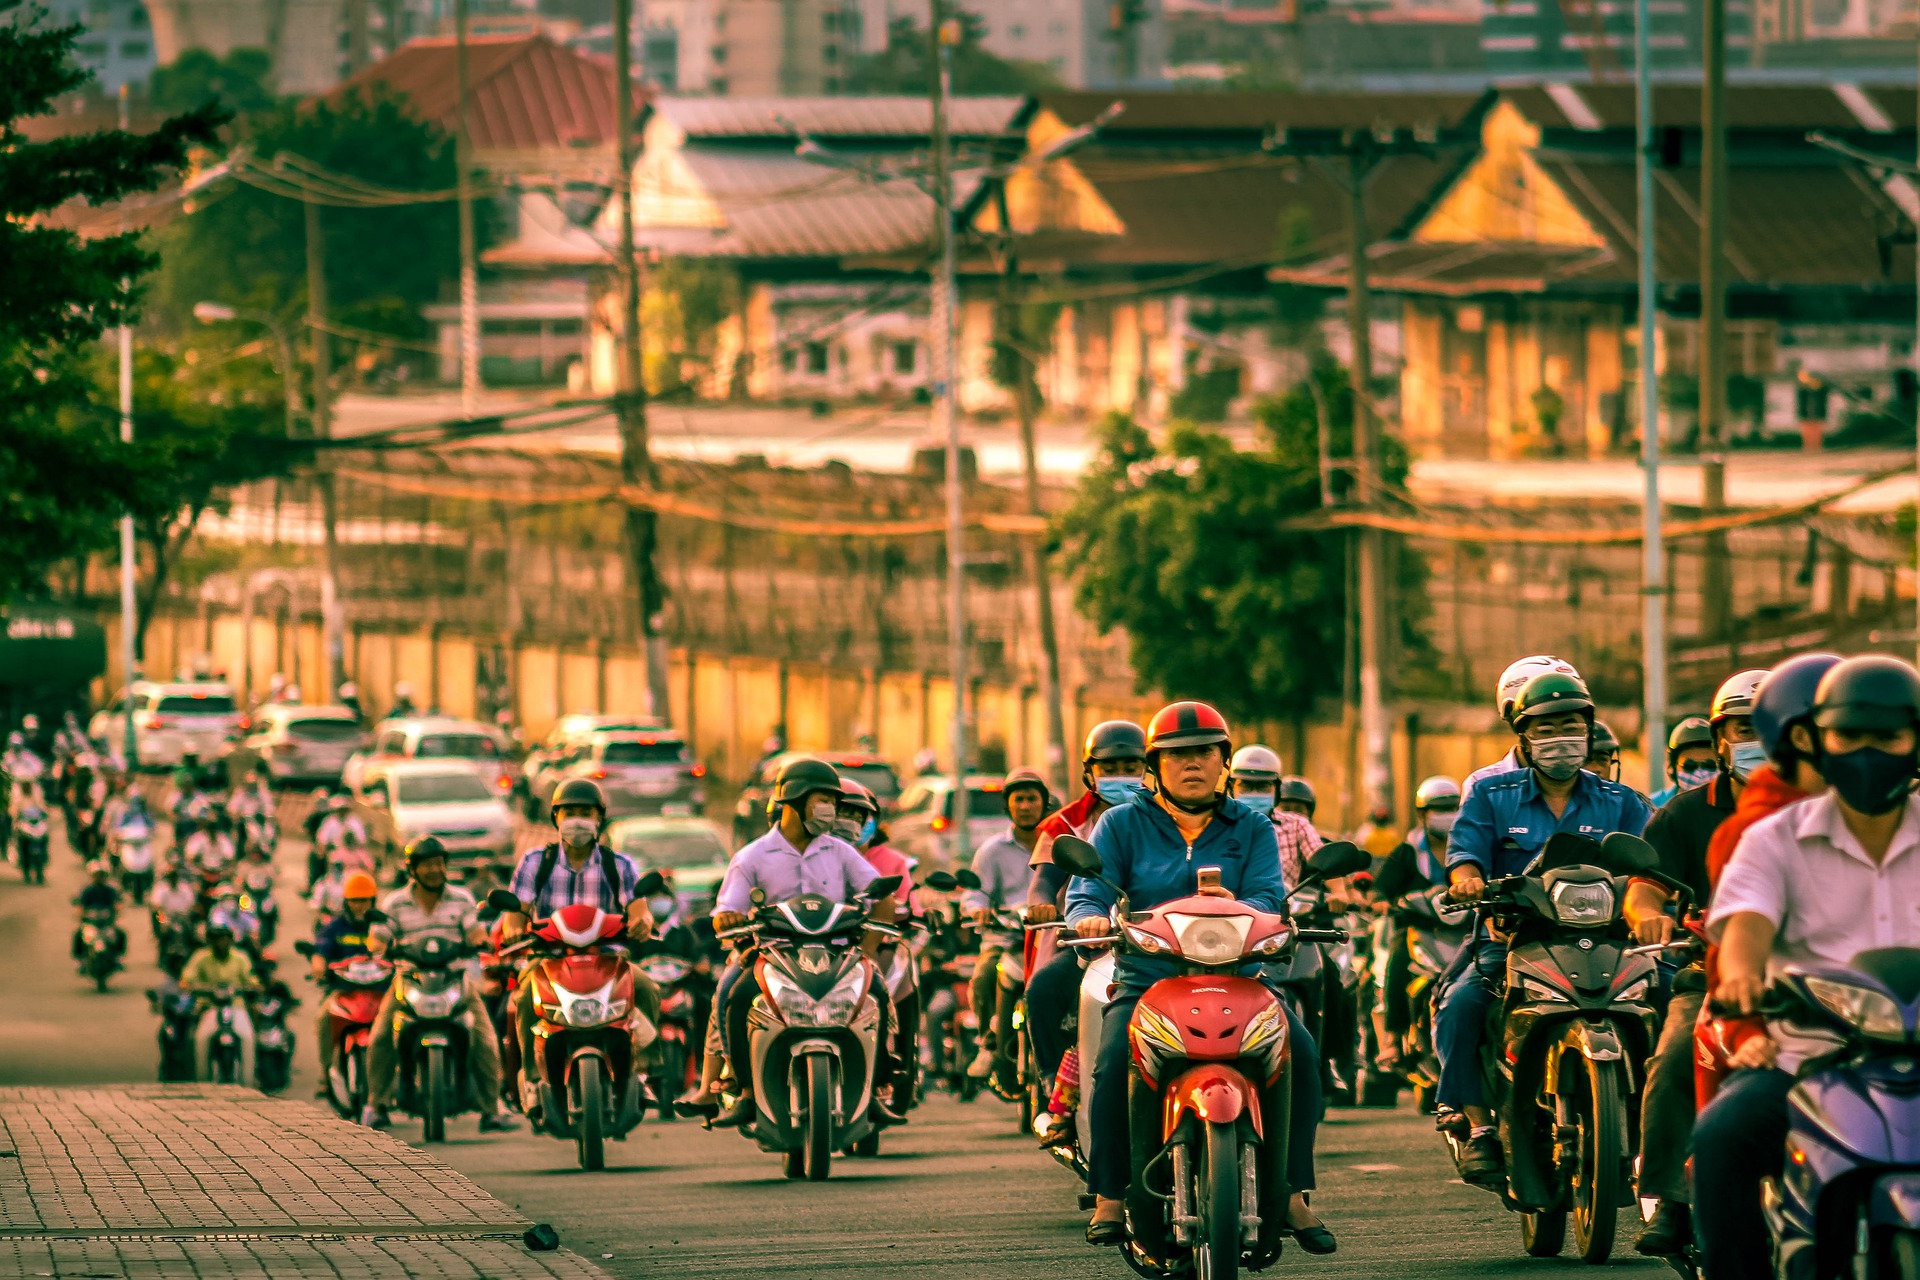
top-left (8, 648), bottom-right (1920, 1280)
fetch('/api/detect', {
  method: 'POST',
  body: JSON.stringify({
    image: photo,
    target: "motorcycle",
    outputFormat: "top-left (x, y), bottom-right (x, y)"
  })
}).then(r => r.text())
top-left (251, 978), bottom-right (297, 1093)
top-left (198, 985), bottom-right (253, 1084)
top-left (79, 907), bottom-right (124, 992)
top-left (715, 875), bottom-right (904, 1180)
top-left (919, 901), bottom-right (983, 1100)
top-left (489, 890), bottom-right (652, 1170)
top-left (242, 812), bottom-right (279, 862)
top-left (155, 912), bottom-right (199, 978)
top-left (300, 948), bottom-right (394, 1120)
top-left (1052, 834), bottom-right (1371, 1280)
top-left (148, 984), bottom-right (199, 1081)
top-left (116, 822), bottom-right (156, 901)
top-left (1394, 882), bottom-right (1472, 1115)
top-left (388, 934), bottom-right (481, 1142)
top-left (239, 864), bottom-right (279, 945)
top-left (637, 951), bottom-right (705, 1117)
top-left (13, 805), bottom-right (48, 884)
top-left (1440, 831), bottom-right (1673, 1264)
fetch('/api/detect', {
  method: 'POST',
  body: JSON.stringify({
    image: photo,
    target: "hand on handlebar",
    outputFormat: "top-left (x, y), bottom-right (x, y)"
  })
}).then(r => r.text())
top-left (1715, 970), bottom-right (1768, 1017)
top-left (1633, 915), bottom-right (1677, 947)
top-left (1073, 917), bottom-right (1110, 940)
top-left (1726, 1034), bottom-right (1779, 1070)
top-left (1023, 903), bottom-right (1059, 925)
top-left (713, 911), bottom-right (748, 934)
top-left (1447, 868), bottom-right (1486, 903)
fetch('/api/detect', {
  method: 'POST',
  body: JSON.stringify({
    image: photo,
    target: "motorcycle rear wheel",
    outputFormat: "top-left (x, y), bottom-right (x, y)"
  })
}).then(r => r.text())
top-left (1195, 1121), bottom-right (1241, 1280)
top-left (1522, 1210), bottom-right (1567, 1257)
top-left (423, 1045), bottom-right (448, 1143)
top-left (1571, 1056), bottom-right (1626, 1264)
top-left (347, 1047), bottom-right (367, 1117)
top-left (804, 1056), bottom-right (833, 1181)
top-left (575, 1057), bottom-right (606, 1171)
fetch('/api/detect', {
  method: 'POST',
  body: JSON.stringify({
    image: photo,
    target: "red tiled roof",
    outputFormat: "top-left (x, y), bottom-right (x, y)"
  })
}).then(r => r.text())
top-left (330, 34), bottom-right (639, 156)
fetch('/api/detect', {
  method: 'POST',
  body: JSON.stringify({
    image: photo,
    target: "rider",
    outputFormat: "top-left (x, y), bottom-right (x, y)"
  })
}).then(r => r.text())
top-left (1370, 776), bottom-right (1461, 1066)
top-left (501, 778), bottom-right (659, 1110)
top-left (179, 920), bottom-right (259, 1081)
top-left (1697, 654), bottom-right (1920, 1280)
top-left (1584, 720), bottom-right (1623, 781)
top-left (965, 767), bottom-right (1051, 1082)
top-left (691, 757), bottom-right (899, 1129)
top-left (363, 837), bottom-right (518, 1132)
top-left (1437, 669), bottom-right (1652, 1184)
top-left (1624, 667), bottom-right (1768, 1256)
top-left (310, 870), bottom-right (380, 1094)
top-left (1649, 716), bottom-right (1719, 807)
top-left (1225, 745), bottom-right (1326, 885)
top-left (71, 861), bottom-right (124, 970)
top-left (1464, 655), bottom-right (1581, 798)
top-left (313, 795), bottom-right (368, 859)
top-left (1067, 701), bottom-right (1334, 1253)
top-left (182, 810), bottom-right (237, 880)
top-left (390, 681), bottom-right (419, 719)
top-left (836, 777), bottom-right (910, 902)
top-left (1277, 776), bottom-right (1318, 823)
top-left (147, 862), bottom-right (198, 931)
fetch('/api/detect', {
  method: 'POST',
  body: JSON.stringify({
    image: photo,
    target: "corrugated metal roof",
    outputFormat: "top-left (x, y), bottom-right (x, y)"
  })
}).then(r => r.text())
top-left (652, 96), bottom-right (1022, 140)
top-left (1502, 83), bottom-right (1911, 133)
top-left (1036, 89), bottom-right (1491, 134)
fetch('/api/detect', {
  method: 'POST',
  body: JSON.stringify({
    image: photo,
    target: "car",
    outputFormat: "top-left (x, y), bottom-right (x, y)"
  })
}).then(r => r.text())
top-left (520, 712), bottom-right (668, 816)
top-left (360, 761), bottom-right (516, 880)
top-left (90, 680), bottom-right (243, 772)
top-left (732, 751), bottom-right (902, 847)
top-left (343, 716), bottom-right (518, 800)
top-left (227, 704), bottom-right (367, 787)
top-left (605, 816), bottom-right (730, 912)
top-left (884, 773), bottom-right (1016, 869)
top-left (549, 730), bottom-right (706, 820)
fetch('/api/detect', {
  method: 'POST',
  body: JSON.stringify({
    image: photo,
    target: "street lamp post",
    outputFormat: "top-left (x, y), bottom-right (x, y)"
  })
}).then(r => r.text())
top-left (192, 302), bottom-right (300, 438)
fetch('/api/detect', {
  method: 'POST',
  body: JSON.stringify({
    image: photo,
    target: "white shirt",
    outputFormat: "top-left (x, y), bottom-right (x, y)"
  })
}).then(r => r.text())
top-left (1709, 792), bottom-right (1920, 1069)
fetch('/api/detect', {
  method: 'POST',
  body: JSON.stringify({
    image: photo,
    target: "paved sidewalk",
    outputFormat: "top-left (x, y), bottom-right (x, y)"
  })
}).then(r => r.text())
top-left (0, 1086), bottom-right (611, 1279)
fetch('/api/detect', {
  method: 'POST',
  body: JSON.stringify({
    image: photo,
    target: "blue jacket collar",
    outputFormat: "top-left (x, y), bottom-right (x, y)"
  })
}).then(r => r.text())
top-left (1516, 764), bottom-right (1601, 806)
top-left (1129, 789), bottom-right (1254, 829)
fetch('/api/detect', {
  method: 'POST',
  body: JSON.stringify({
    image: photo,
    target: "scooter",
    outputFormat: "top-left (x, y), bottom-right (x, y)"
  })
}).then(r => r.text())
top-left (717, 875), bottom-right (904, 1180)
top-left (920, 902), bottom-right (982, 1100)
top-left (239, 864), bottom-right (279, 946)
top-left (1394, 882), bottom-right (1471, 1114)
top-left (13, 805), bottom-right (48, 884)
top-left (489, 891), bottom-right (652, 1171)
top-left (116, 822), bottom-right (156, 901)
top-left (298, 948), bottom-right (393, 1118)
top-left (155, 911), bottom-right (199, 978)
top-left (636, 951), bottom-right (704, 1116)
top-left (1054, 834), bottom-right (1372, 1280)
top-left (79, 907), bottom-right (124, 992)
top-left (199, 985), bottom-right (251, 1084)
top-left (389, 934), bottom-right (481, 1142)
top-left (148, 984), bottom-right (199, 1081)
top-left (251, 977), bottom-right (297, 1093)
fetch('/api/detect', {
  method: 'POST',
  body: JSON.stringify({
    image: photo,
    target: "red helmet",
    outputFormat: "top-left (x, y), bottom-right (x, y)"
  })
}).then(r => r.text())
top-left (1144, 701), bottom-right (1232, 757)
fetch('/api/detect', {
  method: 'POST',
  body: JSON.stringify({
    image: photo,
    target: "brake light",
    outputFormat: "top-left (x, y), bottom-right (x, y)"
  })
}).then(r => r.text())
top-left (237, 716), bottom-right (252, 732)
top-left (148, 716), bottom-right (166, 729)
top-left (931, 816), bottom-right (949, 833)
top-left (496, 774), bottom-right (512, 790)
top-left (591, 769), bottom-right (607, 780)
top-left (690, 763), bottom-right (707, 778)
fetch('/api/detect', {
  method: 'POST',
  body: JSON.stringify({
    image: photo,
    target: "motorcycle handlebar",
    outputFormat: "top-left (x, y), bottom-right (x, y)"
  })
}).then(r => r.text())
top-left (1294, 927), bottom-right (1349, 945)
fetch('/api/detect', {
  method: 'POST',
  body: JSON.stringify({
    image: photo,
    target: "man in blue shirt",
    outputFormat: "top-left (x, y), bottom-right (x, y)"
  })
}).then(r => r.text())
top-left (1436, 670), bottom-right (1652, 1184)
top-left (1067, 701), bottom-right (1335, 1255)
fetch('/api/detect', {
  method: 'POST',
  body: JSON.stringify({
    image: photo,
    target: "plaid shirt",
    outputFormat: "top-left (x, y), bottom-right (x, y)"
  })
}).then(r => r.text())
top-left (1271, 810), bottom-right (1324, 889)
top-left (508, 842), bottom-right (642, 919)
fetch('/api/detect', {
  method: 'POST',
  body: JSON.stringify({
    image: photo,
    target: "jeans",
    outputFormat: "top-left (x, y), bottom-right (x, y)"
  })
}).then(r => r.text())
top-left (195, 1001), bottom-right (253, 1082)
top-left (1026, 949), bottom-right (1082, 1077)
top-left (369, 979), bottom-right (503, 1112)
top-left (1087, 988), bottom-right (1319, 1201)
top-left (1433, 938), bottom-right (1507, 1111)
top-left (1692, 1066), bottom-right (1792, 1280)
top-left (1639, 984), bottom-right (1704, 1204)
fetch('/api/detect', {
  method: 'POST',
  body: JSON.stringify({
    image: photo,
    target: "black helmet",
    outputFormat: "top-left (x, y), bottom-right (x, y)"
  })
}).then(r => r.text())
top-left (1813, 655), bottom-right (1920, 733)
top-left (771, 756), bottom-right (844, 807)
top-left (1588, 719), bottom-right (1621, 756)
top-left (1278, 775), bottom-right (1317, 816)
top-left (1002, 766), bottom-right (1052, 815)
top-left (1510, 671), bottom-right (1594, 727)
top-left (1083, 720), bottom-right (1147, 764)
top-left (1667, 716), bottom-right (1714, 762)
top-left (549, 777), bottom-right (607, 823)
top-left (406, 835), bottom-right (448, 866)
top-left (1753, 653), bottom-right (1843, 765)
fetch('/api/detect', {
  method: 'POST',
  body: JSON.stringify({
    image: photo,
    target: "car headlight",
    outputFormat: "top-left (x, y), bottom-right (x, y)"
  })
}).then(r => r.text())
top-left (404, 985), bottom-right (462, 1018)
top-left (1804, 975), bottom-right (1908, 1040)
top-left (1520, 976), bottom-right (1573, 1003)
top-left (1550, 880), bottom-right (1616, 926)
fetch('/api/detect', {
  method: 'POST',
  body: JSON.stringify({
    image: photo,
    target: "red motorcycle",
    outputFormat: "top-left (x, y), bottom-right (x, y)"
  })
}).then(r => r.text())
top-left (311, 952), bottom-right (393, 1118)
top-left (1053, 835), bottom-right (1370, 1280)
top-left (490, 892), bottom-right (650, 1170)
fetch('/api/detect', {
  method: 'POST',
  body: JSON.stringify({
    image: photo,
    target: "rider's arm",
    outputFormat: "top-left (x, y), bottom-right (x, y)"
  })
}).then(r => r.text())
top-left (961, 845), bottom-right (998, 916)
top-left (1443, 784), bottom-right (1499, 897)
top-left (1064, 808), bottom-right (1128, 926)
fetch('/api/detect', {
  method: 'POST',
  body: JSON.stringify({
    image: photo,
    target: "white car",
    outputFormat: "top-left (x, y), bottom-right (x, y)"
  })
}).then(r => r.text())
top-left (364, 762), bottom-right (515, 875)
top-left (90, 680), bottom-right (243, 771)
top-left (231, 704), bottom-right (367, 787)
top-left (343, 716), bottom-right (518, 799)
top-left (886, 774), bottom-right (1016, 868)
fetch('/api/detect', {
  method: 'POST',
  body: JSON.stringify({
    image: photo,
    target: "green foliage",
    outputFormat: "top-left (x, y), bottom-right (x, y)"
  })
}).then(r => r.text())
top-left (0, 13), bottom-right (225, 603)
top-left (990, 297), bottom-right (1062, 408)
top-left (645, 258), bottom-right (741, 394)
top-left (850, 16), bottom-right (1061, 95)
top-left (1057, 361), bottom-right (1429, 723)
top-left (147, 47), bottom-right (278, 119)
top-left (1268, 203), bottom-right (1325, 348)
top-left (156, 89), bottom-right (461, 340)
top-left (1167, 364), bottom-right (1240, 423)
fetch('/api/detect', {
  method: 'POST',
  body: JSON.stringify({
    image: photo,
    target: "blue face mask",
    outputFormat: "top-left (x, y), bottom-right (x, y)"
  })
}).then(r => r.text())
top-left (857, 817), bottom-right (877, 845)
top-left (1095, 777), bottom-right (1144, 805)
top-left (1238, 792), bottom-right (1276, 815)
top-left (1676, 762), bottom-right (1717, 791)
top-left (1729, 741), bottom-right (1768, 783)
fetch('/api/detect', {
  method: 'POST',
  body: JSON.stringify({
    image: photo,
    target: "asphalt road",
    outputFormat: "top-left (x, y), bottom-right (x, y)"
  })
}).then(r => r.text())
top-left (0, 799), bottom-right (1671, 1279)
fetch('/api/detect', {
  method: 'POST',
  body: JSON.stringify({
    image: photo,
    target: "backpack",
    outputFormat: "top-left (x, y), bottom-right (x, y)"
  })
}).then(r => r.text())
top-left (530, 841), bottom-right (626, 913)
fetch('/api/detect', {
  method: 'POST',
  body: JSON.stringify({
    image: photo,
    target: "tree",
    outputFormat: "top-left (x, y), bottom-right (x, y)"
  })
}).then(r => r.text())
top-left (850, 15), bottom-right (1061, 95)
top-left (147, 47), bottom-right (278, 119)
top-left (1056, 361), bottom-right (1429, 724)
top-left (0, 13), bottom-right (224, 605)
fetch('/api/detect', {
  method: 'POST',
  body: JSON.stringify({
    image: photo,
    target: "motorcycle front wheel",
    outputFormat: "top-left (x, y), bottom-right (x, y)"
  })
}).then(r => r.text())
top-left (804, 1056), bottom-right (833, 1181)
top-left (1195, 1120), bottom-right (1241, 1280)
top-left (1892, 1228), bottom-right (1920, 1279)
top-left (574, 1057), bottom-right (606, 1170)
top-left (1522, 1208), bottom-right (1567, 1257)
top-left (1571, 1056), bottom-right (1626, 1263)
top-left (422, 1045), bottom-right (448, 1143)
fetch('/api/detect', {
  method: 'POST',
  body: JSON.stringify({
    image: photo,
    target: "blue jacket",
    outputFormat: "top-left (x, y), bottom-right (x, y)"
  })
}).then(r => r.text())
top-left (1065, 792), bottom-right (1286, 987)
top-left (1447, 766), bottom-right (1652, 880)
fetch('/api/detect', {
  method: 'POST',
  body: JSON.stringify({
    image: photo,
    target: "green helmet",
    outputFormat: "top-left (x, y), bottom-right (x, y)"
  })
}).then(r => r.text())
top-left (770, 756), bottom-right (845, 808)
top-left (1510, 671), bottom-right (1594, 727)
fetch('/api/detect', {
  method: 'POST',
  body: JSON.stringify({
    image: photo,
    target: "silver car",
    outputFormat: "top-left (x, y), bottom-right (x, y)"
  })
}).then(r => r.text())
top-left (91, 681), bottom-right (243, 771)
top-left (232, 704), bottom-right (367, 786)
top-left (557, 732), bottom-right (705, 819)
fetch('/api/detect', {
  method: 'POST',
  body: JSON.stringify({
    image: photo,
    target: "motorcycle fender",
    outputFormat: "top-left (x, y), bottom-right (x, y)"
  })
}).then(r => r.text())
top-left (1869, 1174), bottom-right (1920, 1228)
top-left (1161, 1063), bottom-right (1262, 1141)
top-left (418, 1031), bottom-right (453, 1048)
top-left (1542, 1020), bottom-right (1627, 1097)
top-left (790, 1038), bottom-right (840, 1058)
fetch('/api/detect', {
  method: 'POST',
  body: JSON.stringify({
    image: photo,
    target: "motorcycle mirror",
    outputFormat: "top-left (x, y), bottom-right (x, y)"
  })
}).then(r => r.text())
top-left (867, 874), bottom-right (903, 901)
top-left (1049, 835), bottom-right (1103, 878)
top-left (954, 868), bottom-right (983, 891)
top-left (921, 870), bottom-right (959, 893)
top-left (1600, 831), bottom-right (1659, 876)
top-left (635, 870), bottom-right (667, 898)
top-left (485, 888), bottom-right (523, 914)
top-left (1303, 840), bottom-right (1371, 881)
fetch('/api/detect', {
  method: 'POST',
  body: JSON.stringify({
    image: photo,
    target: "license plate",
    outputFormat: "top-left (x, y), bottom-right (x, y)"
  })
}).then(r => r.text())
top-left (660, 802), bottom-right (693, 817)
top-left (635, 775), bottom-right (678, 796)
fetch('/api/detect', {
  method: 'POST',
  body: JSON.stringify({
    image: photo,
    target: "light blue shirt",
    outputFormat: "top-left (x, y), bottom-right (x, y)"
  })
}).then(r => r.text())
top-left (1461, 747), bottom-right (1523, 801)
top-left (1448, 767), bottom-right (1652, 879)
top-left (964, 828), bottom-right (1034, 914)
top-left (713, 826), bottom-right (878, 916)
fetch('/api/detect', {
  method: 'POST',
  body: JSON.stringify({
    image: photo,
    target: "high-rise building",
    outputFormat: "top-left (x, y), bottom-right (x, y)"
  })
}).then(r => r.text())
top-left (850, 0), bottom-right (1166, 85)
top-left (8, 0), bottom-right (157, 93)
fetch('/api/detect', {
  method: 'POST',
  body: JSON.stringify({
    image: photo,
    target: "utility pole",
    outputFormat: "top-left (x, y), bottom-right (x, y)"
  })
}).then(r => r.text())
top-left (1699, 0), bottom-right (1731, 640)
top-left (613, 0), bottom-right (670, 719)
top-left (1636, 0), bottom-right (1666, 789)
top-left (305, 198), bottom-right (344, 700)
top-left (455, 0), bottom-right (480, 419)
top-left (1346, 151), bottom-right (1392, 822)
top-left (1914, 51), bottom-right (1919, 665)
top-left (931, 0), bottom-right (970, 861)
top-left (117, 84), bottom-right (137, 761)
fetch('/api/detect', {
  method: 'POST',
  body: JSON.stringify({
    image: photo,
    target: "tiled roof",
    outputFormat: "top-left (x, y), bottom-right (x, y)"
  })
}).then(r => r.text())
top-left (1034, 89), bottom-right (1492, 136)
top-left (651, 96), bottom-right (1023, 141)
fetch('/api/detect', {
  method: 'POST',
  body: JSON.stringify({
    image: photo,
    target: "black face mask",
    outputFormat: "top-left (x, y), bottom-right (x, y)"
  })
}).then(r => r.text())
top-left (1823, 746), bottom-right (1918, 817)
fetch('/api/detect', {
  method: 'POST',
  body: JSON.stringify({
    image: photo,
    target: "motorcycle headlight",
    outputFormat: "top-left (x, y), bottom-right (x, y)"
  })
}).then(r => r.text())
top-left (1165, 913), bottom-right (1252, 966)
top-left (1520, 976), bottom-right (1573, 1003)
top-left (1614, 976), bottom-right (1654, 1004)
top-left (1804, 975), bottom-right (1908, 1041)
top-left (404, 985), bottom-right (462, 1018)
top-left (1549, 880), bottom-right (1616, 926)
top-left (766, 966), bottom-right (866, 1029)
top-left (562, 995), bottom-right (608, 1027)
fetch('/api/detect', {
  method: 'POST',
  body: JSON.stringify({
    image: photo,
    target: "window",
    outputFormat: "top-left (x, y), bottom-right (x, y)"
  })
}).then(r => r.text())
top-left (77, 38), bottom-right (107, 57)
top-left (481, 318), bottom-right (542, 335)
top-left (120, 40), bottom-right (147, 56)
top-left (618, 827), bottom-right (727, 867)
top-left (892, 341), bottom-right (917, 374)
top-left (155, 693), bottom-right (237, 714)
top-left (894, 785), bottom-right (932, 816)
top-left (395, 772), bottom-right (495, 804)
top-left (129, 6), bottom-right (146, 25)
top-left (601, 740), bottom-right (688, 765)
top-left (414, 733), bottom-right (500, 759)
top-left (823, 10), bottom-right (836, 30)
top-left (823, 40), bottom-right (837, 61)
top-left (780, 347), bottom-right (797, 373)
top-left (1010, 22), bottom-right (1026, 37)
top-left (286, 718), bottom-right (364, 742)
top-left (805, 342), bottom-right (829, 374)
top-left (549, 318), bottom-right (584, 336)
top-left (835, 762), bottom-right (900, 801)
top-left (375, 731), bottom-right (408, 755)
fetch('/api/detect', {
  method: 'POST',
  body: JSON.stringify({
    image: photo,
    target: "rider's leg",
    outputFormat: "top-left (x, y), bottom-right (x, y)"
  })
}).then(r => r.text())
top-left (365, 990), bottom-right (402, 1111)
top-left (1026, 949), bottom-right (1081, 1077)
top-left (1638, 985), bottom-right (1704, 1247)
top-left (1692, 1065), bottom-right (1792, 1280)
top-left (194, 1006), bottom-right (218, 1079)
top-left (1086, 990), bottom-right (1141, 1225)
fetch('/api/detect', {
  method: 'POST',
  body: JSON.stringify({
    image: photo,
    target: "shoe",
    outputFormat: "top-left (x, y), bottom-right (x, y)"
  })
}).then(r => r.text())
top-left (1037, 1112), bottom-right (1078, 1150)
top-left (1086, 1216), bottom-right (1128, 1246)
top-left (966, 1047), bottom-right (996, 1079)
top-left (478, 1112), bottom-right (521, 1132)
top-left (1458, 1131), bottom-right (1505, 1186)
top-left (709, 1094), bottom-right (756, 1129)
top-left (1289, 1224), bottom-right (1338, 1255)
top-left (359, 1106), bottom-right (390, 1130)
top-left (672, 1092), bottom-right (720, 1121)
top-left (1636, 1201), bottom-right (1691, 1257)
top-left (872, 1096), bottom-right (908, 1127)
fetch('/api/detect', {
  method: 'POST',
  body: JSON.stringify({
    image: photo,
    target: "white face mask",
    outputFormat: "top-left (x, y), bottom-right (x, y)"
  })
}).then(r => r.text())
top-left (558, 817), bottom-right (597, 848)
top-left (1425, 810), bottom-right (1458, 835)
top-left (803, 800), bottom-right (837, 838)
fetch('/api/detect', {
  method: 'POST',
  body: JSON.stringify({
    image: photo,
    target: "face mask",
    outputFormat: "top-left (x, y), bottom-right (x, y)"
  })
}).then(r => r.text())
top-left (1237, 792), bottom-right (1276, 815)
top-left (832, 817), bottom-right (862, 842)
top-left (1528, 735), bottom-right (1588, 782)
top-left (858, 817), bottom-right (877, 846)
top-left (1095, 778), bottom-right (1144, 805)
top-left (1425, 810), bottom-right (1458, 835)
top-left (558, 817), bottom-right (597, 848)
top-left (1729, 741), bottom-right (1768, 783)
top-left (1823, 746), bottom-right (1918, 817)
top-left (803, 801), bottom-right (837, 838)
top-left (1676, 763), bottom-right (1717, 791)
top-left (647, 895), bottom-right (675, 920)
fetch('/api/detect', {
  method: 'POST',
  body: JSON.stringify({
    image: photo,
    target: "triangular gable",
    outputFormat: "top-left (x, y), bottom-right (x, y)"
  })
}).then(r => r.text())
top-left (1413, 99), bottom-right (1606, 249)
top-left (973, 108), bottom-right (1125, 239)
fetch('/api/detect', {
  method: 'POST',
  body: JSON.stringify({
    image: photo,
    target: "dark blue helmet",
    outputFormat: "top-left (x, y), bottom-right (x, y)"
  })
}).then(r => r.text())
top-left (1753, 652), bottom-right (1844, 766)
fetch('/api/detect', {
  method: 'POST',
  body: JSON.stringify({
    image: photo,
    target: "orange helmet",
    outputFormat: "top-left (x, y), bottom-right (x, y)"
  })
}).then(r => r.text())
top-left (1144, 701), bottom-right (1232, 757)
top-left (342, 871), bottom-right (379, 900)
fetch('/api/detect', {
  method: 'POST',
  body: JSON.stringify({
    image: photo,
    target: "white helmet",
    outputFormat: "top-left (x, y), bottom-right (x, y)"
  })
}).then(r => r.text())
top-left (1495, 655), bottom-right (1580, 722)
top-left (1228, 744), bottom-right (1283, 782)
top-left (1414, 775), bottom-right (1463, 811)
top-left (1710, 669), bottom-right (1769, 726)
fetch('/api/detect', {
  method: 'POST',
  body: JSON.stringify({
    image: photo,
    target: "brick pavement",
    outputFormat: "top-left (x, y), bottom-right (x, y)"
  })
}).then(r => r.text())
top-left (0, 1086), bottom-right (612, 1280)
